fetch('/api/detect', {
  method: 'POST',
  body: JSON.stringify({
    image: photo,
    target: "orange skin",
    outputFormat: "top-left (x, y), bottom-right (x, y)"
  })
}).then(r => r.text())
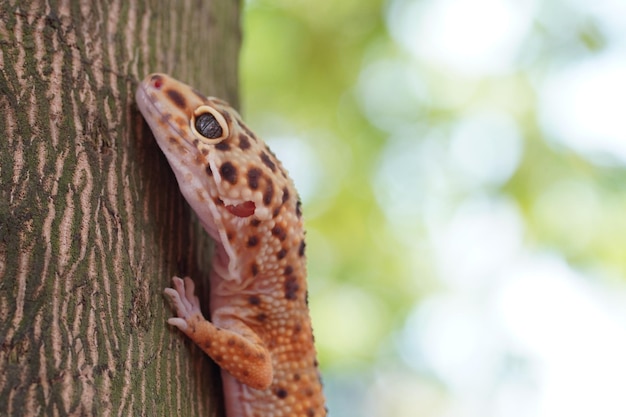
top-left (136, 74), bottom-right (326, 417)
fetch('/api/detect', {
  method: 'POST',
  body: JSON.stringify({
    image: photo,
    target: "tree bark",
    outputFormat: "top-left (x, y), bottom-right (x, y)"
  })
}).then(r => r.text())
top-left (0, 0), bottom-right (240, 415)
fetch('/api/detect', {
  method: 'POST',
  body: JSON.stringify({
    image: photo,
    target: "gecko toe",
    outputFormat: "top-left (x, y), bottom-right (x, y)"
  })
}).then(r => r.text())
top-left (165, 277), bottom-right (202, 318)
top-left (167, 317), bottom-right (188, 330)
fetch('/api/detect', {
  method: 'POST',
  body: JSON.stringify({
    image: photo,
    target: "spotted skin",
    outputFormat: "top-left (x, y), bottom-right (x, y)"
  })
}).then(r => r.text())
top-left (136, 74), bottom-right (326, 417)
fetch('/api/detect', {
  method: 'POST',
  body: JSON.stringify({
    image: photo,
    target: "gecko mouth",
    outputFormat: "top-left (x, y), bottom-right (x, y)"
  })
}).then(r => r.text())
top-left (225, 201), bottom-right (256, 218)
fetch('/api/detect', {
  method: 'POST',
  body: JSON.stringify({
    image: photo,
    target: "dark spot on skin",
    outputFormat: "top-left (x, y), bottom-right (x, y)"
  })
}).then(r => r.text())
top-left (215, 355), bottom-right (223, 362)
top-left (206, 164), bottom-right (213, 176)
top-left (272, 225), bottom-right (286, 241)
top-left (273, 207), bottom-right (281, 217)
top-left (168, 136), bottom-right (178, 144)
top-left (294, 373), bottom-right (301, 381)
top-left (247, 236), bottom-right (259, 247)
top-left (166, 89), bottom-right (186, 109)
top-left (192, 88), bottom-right (206, 101)
top-left (298, 240), bottom-right (306, 257)
top-left (260, 152), bottom-right (276, 172)
top-left (284, 276), bottom-right (299, 300)
top-left (240, 122), bottom-right (257, 141)
top-left (201, 148), bottom-right (209, 155)
top-left (277, 248), bottom-right (287, 260)
top-left (305, 388), bottom-right (313, 396)
top-left (284, 265), bottom-right (293, 275)
top-left (243, 370), bottom-right (250, 377)
top-left (256, 313), bottom-right (267, 322)
top-left (282, 187), bottom-right (290, 204)
top-left (222, 110), bottom-right (232, 125)
top-left (275, 388), bottom-right (288, 399)
top-left (227, 232), bottom-right (234, 241)
top-left (313, 359), bottom-right (319, 367)
top-left (247, 168), bottom-right (261, 190)
top-left (265, 144), bottom-right (277, 157)
top-left (238, 133), bottom-right (251, 150)
top-left (250, 219), bottom-right (261, 227)
top-left (294, 323), bottom-right (302, 333)
top-left (219, 162), bottom-right (237, 184)
top-left (251, 263), bottom-right (259, 276)
top-left (159, 114), bottom-right (171, 126)
top-left (307, 409), bottom-right (315, 417)
top-left (203, 341), bottom-right (211, 349)
top-left (296, 199), bottom-right (302, 217)
top-left (215, 141), bottom-right (230, 151)
top-left (227, 338), bottom-right (235, 346)
top-left (248, 295), bottom-right (261, 305)
top-left (263, 181), bottom-right (274, 205)
top-left (212, 98), bottom-right (229, 106)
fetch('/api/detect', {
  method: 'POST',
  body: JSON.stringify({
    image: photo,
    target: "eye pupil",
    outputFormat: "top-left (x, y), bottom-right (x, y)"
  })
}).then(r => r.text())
top-left (195, 113), bottom-right (223, 139)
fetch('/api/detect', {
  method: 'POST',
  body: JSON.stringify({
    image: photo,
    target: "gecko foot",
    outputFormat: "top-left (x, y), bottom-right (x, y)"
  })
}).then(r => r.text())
top-left (163, 276), bottom-right (204, 331)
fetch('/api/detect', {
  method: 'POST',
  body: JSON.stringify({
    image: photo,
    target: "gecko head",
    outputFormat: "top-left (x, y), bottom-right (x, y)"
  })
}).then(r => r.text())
top-left (136, 73), bottom-right (295, 228)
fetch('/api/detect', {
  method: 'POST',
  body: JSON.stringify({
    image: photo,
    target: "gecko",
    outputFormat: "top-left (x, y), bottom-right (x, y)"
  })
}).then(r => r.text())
top-left (135, 74), bottom-right (327, 417)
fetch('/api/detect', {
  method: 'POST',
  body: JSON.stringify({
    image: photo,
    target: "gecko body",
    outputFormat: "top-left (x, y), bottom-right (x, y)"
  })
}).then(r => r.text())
top-left (136, 74), bottom-right (326, 417)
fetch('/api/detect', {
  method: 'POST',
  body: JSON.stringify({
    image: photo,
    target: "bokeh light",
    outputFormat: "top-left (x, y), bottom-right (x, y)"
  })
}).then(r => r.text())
top-left (241, 0), bottom-right (626, 415)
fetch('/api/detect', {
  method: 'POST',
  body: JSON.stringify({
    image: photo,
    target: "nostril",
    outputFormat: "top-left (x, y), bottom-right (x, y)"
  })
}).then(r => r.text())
top-left (151, 75), bottom-right (163, 89)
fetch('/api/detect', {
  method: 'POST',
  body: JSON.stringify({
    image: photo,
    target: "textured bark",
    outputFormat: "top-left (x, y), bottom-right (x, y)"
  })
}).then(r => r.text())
top-left (0, 0), bottom-right (240, 415)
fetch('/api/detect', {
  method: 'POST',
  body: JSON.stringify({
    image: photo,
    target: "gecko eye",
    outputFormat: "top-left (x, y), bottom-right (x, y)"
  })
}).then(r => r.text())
top-left (191, 105), bottom-right (229, 144)
top-left (196, 113), bottom-right (222, 138)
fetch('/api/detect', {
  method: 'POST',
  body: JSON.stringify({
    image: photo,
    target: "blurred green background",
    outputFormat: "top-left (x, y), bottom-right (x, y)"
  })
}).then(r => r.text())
top-left (240, 0), bottom-right (626, 416)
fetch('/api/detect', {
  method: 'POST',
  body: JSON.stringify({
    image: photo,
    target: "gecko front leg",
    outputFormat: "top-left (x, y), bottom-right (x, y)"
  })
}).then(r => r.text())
top-left (164, 277), bottom-right (273, 390)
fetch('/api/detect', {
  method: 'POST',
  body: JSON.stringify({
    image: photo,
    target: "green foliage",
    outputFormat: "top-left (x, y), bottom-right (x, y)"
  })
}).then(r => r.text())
top-left (240, 0), bottom-right (626, 388)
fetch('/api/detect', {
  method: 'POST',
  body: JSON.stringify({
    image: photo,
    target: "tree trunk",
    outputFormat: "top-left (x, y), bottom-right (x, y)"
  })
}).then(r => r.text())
top-left (0, 0), bottom-right (240, 415)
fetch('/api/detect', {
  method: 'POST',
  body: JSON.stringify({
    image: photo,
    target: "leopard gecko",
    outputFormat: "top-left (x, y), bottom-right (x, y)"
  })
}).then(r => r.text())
top-left (135, 74), bottom-right (327, 417)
